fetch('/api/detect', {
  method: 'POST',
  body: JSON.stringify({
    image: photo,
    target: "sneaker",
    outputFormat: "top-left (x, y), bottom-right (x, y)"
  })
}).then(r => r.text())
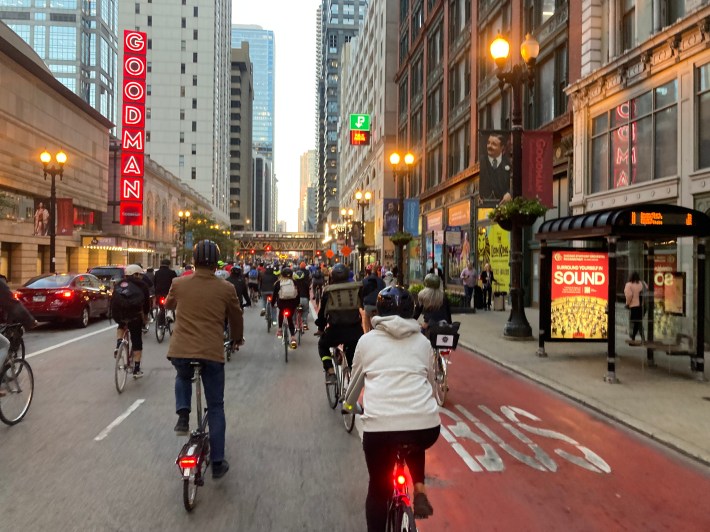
top-left (413, 492), bottom-right (434, 519)
top-left (260, 309), bottom-right (266, 317)
top-left (212, 459), bottom-right (230, 479)
top-left (290, 339), bottom-right (297, 349)
top-left (174, 411), bottom-right (189, 434)
top-left (303, 324), bottom-right (309, 330)
top-left (276, 328), bottom-right (283, 338)
top-left (133, 367), bottom-right (143, 379)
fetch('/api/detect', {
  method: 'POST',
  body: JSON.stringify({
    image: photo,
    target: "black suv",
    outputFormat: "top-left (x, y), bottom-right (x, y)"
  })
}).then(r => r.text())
top-left (88, 265), bottom-right (126, 291)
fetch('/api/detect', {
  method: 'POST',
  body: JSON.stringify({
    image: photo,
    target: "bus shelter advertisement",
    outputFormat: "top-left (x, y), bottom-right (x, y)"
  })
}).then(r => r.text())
top-left (550, 251), bottom-right (609, 341)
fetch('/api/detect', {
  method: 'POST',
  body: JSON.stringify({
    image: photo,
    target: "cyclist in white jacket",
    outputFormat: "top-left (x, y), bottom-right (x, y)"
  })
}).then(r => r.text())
top-left (344, 285), bottom-right (440, 531)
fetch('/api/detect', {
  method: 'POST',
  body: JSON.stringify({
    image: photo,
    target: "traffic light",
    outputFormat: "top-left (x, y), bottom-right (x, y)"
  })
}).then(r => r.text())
top-left (316, 250), bottom-right (321, 256)
top-left (265, 244), bottom-right (272, 252)
top-left (250, 249), bottom-right (255, 255)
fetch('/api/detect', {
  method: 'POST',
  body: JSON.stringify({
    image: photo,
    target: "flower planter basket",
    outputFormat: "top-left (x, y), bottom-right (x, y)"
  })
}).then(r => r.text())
top-left (390, 232), bottom-right (414, 247)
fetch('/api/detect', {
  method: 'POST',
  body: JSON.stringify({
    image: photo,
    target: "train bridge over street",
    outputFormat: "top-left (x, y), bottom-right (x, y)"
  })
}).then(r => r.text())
top-left (232, 231), bottom-right (324, 253)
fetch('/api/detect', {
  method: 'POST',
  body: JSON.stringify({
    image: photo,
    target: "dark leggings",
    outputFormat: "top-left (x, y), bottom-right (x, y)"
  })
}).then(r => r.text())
top-left (362, 426), bottom-right (440, 532)
top-left (629, 306), bottom-right (644, 341)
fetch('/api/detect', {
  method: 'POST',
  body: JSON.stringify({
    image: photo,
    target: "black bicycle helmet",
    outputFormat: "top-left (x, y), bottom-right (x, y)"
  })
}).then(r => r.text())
top-left (424, 273), bottom-right (441, 289)
top-left (281, 267), bottom-right (293, 278)
top-left (193, 239), bottom-right (220, 267)
top-left (330, 263), bottom-right (349, 284)
top-left (376, 286), bottom-right (415, 319)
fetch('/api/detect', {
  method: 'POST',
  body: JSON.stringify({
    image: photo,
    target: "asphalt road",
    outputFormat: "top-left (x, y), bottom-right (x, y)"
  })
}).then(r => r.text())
top-left (3, 305), bottom-right (710, 532)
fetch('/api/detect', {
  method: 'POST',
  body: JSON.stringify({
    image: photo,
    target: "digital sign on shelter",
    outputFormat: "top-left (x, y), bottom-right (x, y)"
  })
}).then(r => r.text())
top-left (120, 30), bottom-right (147, 226)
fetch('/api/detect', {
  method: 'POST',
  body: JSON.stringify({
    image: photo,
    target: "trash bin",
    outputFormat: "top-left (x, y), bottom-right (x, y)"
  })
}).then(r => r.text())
top-left (493, 291), bottom-right (507, 311)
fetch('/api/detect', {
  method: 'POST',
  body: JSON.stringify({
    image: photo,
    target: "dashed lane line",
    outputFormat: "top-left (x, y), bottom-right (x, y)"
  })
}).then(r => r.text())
top-left (26, 325), bottom-right (116, 359)
top-left (94, 399), bottom-right (146, 441)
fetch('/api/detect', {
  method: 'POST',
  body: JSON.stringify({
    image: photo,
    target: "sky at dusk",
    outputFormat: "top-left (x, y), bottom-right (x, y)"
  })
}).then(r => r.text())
top-left (232, 0), bottom-right (321, 232)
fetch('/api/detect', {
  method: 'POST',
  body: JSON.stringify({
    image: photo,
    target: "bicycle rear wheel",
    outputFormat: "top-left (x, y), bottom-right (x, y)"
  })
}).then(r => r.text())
top-left (182, 468), bottom-right (199, 512)
top-left (341, 367), bottom-right (355, 433)
top-left (114, 341), bottom-right (129, 393)
top-left (10, 338), bottom-right (25, 361)
top-left (266, 305), bottom-right (272, 333)
top-left (433, 353), bottom-right (447, 406)
top-left (296, 312), bottom-right (303, 346)
top-left (0, 359), bottom-right (34, 425)
top-left (386, 500), bottom-right (417, 532)
top-left (325, 350), bottom-right (338, 409)
top-left (155, 309), bottom-right (166, 343)
top-left (283, 328), bottom-right (289, 363)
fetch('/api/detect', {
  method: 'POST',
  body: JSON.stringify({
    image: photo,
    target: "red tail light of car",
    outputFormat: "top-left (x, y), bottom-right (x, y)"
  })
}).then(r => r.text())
top-left (59, 290), bottom-right (74, 299)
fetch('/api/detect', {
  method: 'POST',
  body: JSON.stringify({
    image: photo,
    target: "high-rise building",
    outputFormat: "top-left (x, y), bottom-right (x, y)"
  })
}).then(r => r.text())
top-left (230, 42), bottom-right (253, 231)
top-left (0, 0), bottom-right (119, 124)
top-left (231, 25), bottom-right (274, 160)
top-left (252, 155), bottom-right (273, 232)
top-left (315, 0), bottom-right (369, 229)
top-left (299, 150), bottom-right (316, 232)
top-left (117, 1), bottom-right (232, 218)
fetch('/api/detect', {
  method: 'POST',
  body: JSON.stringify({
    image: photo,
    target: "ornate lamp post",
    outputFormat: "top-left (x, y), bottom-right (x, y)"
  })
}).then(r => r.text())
top-left (389, 151), bottom-right (414, 285)
top-left (490, 33), bottom-right (539, 339)
top-left (178, 209), bottom-right (191, 265)
top-left (39, 149), bottom-right (67, 273)
top-left (355, 190), bottom-right (372, 277)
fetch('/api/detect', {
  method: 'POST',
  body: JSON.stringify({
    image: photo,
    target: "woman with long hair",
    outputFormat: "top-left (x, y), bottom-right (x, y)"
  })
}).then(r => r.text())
top-left (413, 273), bottom-right (452, 331)
top-left (624, 271), bottom-right (647, 344)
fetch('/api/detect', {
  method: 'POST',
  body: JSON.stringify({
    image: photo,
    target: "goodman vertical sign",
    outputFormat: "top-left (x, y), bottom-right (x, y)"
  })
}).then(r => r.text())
top-left (120, 31), bottom-right (147, 225)
top-left (549, 250), bottom-right (609, 341)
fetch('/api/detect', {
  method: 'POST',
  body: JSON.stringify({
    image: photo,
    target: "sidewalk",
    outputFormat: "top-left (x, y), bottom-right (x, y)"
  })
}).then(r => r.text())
top-left (453, 306), bottom-right (710, 466)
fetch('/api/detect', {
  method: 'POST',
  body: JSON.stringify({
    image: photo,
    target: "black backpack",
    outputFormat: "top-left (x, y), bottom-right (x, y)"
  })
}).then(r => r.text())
top-left (111, 280), bottom-right (144, 321)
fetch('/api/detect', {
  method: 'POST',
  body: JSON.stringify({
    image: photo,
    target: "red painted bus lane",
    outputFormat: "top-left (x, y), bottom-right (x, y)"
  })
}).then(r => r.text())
top-left (417, 348), bottom-right (710, 531)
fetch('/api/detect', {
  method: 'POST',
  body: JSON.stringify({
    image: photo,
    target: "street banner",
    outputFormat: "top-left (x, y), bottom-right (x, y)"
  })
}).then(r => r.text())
top-left (550, 250), bottom-right (609, 341)
top-left (488, 224), bottom-right (510, 293)
top-left (56, 198), bottom-right (73, 236)
top-left (33, 198), bottom-right (49, 237)
top-left (383, 198), bottom-right (398, 236)
top-left (404, 199), bottom-right (419, 236)
top-left (479, 130), bottom-right (512, 207)
top-left (364, 221), bottom-right (375, 247)
top-left (448, 201), bottom-right (470, 227)
top-left (522, 131), bottom-right (553, 207)
top-left (426, 210), bottom-right (443, 232)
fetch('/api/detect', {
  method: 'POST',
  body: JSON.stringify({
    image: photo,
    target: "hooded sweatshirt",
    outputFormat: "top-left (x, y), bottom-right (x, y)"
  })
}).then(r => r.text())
top-left (344, 315), bottom-right (440, 433)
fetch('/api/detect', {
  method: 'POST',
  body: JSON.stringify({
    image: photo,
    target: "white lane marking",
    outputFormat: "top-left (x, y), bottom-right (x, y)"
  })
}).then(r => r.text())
top-left (27, 325), bottom-right (116, 359)
top-left (94, 399), bottom-right (145, 441)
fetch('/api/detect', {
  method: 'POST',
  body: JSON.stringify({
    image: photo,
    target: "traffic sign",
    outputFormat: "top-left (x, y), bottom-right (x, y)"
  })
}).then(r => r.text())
top-left (341, 245), bottom-right (352, 257)
top-left (350, 130), bottom-right (370, 146)
top-left (349, 114), bottom-right (370, 131)
top-left (326, 249), bottom-right (334, 259)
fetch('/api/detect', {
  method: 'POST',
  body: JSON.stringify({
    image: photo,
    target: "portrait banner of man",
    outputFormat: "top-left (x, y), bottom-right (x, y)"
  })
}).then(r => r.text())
top-left (33, 198), bottom-right (50, 237)
top-left (479, 130), bottom-right (512, 207)
top-left (383, 198), bottom-right (399, 236)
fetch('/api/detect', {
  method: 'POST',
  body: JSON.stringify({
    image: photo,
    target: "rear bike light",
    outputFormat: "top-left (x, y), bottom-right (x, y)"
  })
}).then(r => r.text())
top-left (284, 310), bottom-right (290, 317)
top-left (159, 296), bottom-right (166, 305)
top-left (396, 474), bottom-right (407, 486)
top-left (178, 456), bottom-right (198, 469)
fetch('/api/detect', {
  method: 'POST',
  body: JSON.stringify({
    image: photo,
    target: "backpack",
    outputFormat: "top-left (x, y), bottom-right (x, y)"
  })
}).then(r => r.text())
top-left (248, 269), bottom-right (258, 280)
top-left (325, 282), bottom-right (361, 325)
top-left (111, 280), bottom-right (144, 321)
top-left (278, 278), bottom-right (298, 300)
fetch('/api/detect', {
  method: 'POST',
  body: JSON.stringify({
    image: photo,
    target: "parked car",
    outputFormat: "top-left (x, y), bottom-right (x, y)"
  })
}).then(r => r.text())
top-left (88, 265), bottom-right (126, 291)
top-left (15, 273), bottom-right (111, 328)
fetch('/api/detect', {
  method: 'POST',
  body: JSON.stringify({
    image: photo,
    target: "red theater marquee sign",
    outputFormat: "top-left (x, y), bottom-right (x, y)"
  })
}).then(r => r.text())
top-left (120, 31), bottom-right (147, 225)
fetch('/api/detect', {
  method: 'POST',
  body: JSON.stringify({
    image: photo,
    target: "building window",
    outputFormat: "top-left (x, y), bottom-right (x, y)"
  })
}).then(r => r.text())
top-left (181, 40), bottom-right (186, 52)
top-left (448, 55), bottom-right (470, 110)
top-left (399, 31), bottom-right (409, 65)
top-left (534, 45), bottom-right (567, 127)
top-left (399, 78), bottom-right (408, 115)
top-left (181, 17), bottom-right (186, 29)
top-left (525, 0), bottom-right (558, 32)
top-left (179, 155), bottom-right (185, 167)
top-left (180, 132), bottom-right (184, 143)
top-left (426, 144), bottom-right (443, 188)
top-left (411, 56), bottom-right (423, 102)
top-left (135, 3), bottom-right (140, 14)
top-left (147, 61), bottom-right (152, 73)
top-left (192, 121), bottom-right (197, 132)
top-left (697, 62), bottom-right (710, 170)
top-left (427, 22), bottom-right (443, 74)
top-left (448, 0), bottom-right (470, 44)
top-left (180, 86), bottom-right (185, 97)
top-left (193, 52), bottom-right (198, 63)
top-left (426, 83), bottom-right (443, 132)
top-left (180, 109), bottom-right (185, 120)
top-left (590, 79), bottom-right (677, 193)
top-left (447, 120), bottom-right (470, 176)
top-left (147, 15), bottom-right (152, 27)
top-left (193, 29), bottom-right (198, 40)
top-left (191, 144), bottom-right (197, 155)
top-left (147, 38), bottom-right (152, 50)
top-left (146, 84), bottom-right (151, 96)
top-left (181, 63), bottom-right (185, 74)
top-left (192, 75), bottom-right (197, 86)
top-left (621, 0), bottom-right (635, 51)
top-left (191, 168), bottom-right (196, 180)
top-left (192, 98), bottom-right (197, 109)
top-left (194, 6), bottom-right (198, 16)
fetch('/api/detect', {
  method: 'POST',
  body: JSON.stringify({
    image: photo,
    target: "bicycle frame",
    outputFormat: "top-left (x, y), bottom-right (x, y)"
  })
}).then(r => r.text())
top-left (385, 447), bottom-right (417, 531)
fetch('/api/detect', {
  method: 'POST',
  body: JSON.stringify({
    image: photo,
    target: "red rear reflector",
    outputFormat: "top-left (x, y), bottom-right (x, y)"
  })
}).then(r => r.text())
top-left (13, 292), bottom-right (20, 300)
top-left (440, 350), bottom-right (451, 355)
top-left (267, 296), bottom-right (272, 302)
top-left (179, 456), bottom-right (197, 469)
top-left (396, 474), bottom-right (406, 486)
top-left (159, 297), bottom-right (166, 305)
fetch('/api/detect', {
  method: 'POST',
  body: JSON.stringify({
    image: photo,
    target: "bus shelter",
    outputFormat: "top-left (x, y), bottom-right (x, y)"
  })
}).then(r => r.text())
top-left (535, 204), bottom-right (709, 383)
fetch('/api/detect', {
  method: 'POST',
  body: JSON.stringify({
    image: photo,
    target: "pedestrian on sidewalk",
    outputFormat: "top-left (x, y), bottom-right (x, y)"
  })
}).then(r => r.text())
top-left (624, 271), bottom-right (647, 344)
top-left (480, 263), bottom-right (495, 310)
top-left (460, 261), bottom-right (477, 310)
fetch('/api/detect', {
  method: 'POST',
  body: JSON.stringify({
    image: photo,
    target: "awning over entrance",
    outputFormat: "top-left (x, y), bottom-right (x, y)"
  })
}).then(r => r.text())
top-left (536, 204), bottom-right (710, 242)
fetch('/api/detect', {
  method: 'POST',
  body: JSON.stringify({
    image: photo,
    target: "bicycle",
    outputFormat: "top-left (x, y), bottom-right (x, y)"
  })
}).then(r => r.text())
top-left (325, 345), bottom-right (355, 432)
top-left (154, 296), bottom-right (173, 343)
top-left (0, 324), bottom-right (34, 425)
top-left (0, 322), bottom-right (25, 361)
top-left (176, 362), bottom-right (210, 512)
top-left (249, 284), bottom-right (259, 303)
top-left (280, 309), bottom-right (293, 363)
top-left (427, 321), bottom-right (460, 407)
top-left (313, 283), bottom-right (323, 307)
top-left (385, 444), bottom-right (419, 532)
top-left (114, 323), bottom-right (138, 393)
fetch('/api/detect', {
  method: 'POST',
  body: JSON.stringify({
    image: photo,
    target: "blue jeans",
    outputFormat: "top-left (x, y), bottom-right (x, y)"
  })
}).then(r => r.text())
top-left (172, 359), bottom-right (226, 463)
top-left (299, 297), bottom-right (310, 324)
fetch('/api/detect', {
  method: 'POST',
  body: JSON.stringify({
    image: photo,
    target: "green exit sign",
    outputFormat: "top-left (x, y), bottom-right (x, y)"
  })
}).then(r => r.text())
top-left (349, 114), bottom-right (370, 131)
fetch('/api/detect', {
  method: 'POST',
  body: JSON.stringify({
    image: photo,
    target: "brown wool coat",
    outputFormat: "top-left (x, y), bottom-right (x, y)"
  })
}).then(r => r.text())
top-left (165, 268), bottom-right (243, 362)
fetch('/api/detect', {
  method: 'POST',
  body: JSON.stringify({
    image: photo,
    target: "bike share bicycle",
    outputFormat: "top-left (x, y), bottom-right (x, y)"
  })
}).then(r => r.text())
top-left (264, 295), bottom-right (274, 333)
top-left (114, 325), bottom-right (134, 393)
top-left (0, 324), bottom-right (33, 425)
top-left (426, 321), bottom-right (461, 406)
top-left (154, 295), bottom-right (174, 343)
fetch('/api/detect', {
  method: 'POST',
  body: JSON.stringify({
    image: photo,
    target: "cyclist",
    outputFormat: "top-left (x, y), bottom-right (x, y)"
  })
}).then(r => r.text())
top-left (293, 264), bottom-right (311, 330)
top-left (0, 277), bottom-right (37, 382)
top-left (273, 266), bottom-right (299, 349)
top-left (344, 286), bottom-right (440, 529)
top-left (413, 273), bottom-right (452, 335)
top-left (259, 264), bottom-right (278, 317)
top-left (112, 264), bottom-right (151, 377)
top-left (154, 258), bottom-right (177, 322)
top-left (226, 265), bottom-right (250, 308)
top-left (247, 264), bottom-right (261, 301)
top-left (215, 260), bottom-right (229, 280)
top-left (311, 265), bottom-right (325, 301)
top-left (361, 265), bottom-right (385, 332)
top-left (165, 240), bottom-right (243, 479)
top-left (314, 263), bottom-right (363, 383)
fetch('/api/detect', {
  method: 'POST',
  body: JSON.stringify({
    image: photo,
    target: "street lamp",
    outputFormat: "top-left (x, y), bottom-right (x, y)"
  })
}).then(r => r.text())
top-left (39, 149), bottom-right (67, 273)
top-left (178, 209), bottom-right (191, 265)
top-left (340, 207), bottom-right (354, 269)
top-left (490, 32), bottom-right (539, 339)
top-left (355, 190), bottom-right (372, 277)
top-left (389, 151), bottom-right (414, 285)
